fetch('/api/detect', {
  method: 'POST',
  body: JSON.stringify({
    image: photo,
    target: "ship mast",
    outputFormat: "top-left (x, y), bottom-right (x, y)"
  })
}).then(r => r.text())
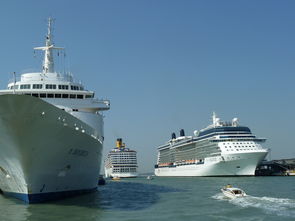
top-left (34, 18), bottom-right (63, 74)
top-left (212, 112), bottom-right (221, 127)
top-left (212, 112), bottom-right (217, 127)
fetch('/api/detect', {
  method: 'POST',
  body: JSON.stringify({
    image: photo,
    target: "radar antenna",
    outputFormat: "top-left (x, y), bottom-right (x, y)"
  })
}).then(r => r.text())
top-left (212, 112), bottom-right (217, 126)
top-left (34, 17), bottom-right (64, 74)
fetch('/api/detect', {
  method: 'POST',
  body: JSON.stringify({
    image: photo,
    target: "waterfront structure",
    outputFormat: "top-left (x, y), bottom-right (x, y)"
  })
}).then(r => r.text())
top-left (105, 138), bottom-right (138, 178)
top-left (255, 158), bottom-right (295, 176)
top-left (0, 18), bottom-right (110, 202)
top-left (155, 113), bottom-right (268, 176)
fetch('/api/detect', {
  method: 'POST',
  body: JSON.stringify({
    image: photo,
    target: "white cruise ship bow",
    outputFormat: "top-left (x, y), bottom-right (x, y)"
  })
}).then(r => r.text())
top-left (0, 18), bottom-right (110, 202)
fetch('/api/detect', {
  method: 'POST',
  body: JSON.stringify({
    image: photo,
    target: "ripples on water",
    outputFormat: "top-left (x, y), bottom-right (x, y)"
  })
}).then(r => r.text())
top-left (0, 177), bottom-right (294, 221)
top-left (98, 181), bottom-right (180, 211)
top-left (212, 193), bottom-right (295, 218)
top-left (0, 180), bottom-right (180, 221)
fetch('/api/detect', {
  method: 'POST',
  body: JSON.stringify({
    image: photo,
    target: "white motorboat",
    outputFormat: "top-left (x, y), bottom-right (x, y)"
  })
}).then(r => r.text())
top-left (221, 185), bottom-right (247, 199)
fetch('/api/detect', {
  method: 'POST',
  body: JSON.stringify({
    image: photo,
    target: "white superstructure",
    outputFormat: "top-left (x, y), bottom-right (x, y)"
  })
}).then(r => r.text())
top-left (105, 138), bottom-right (138, 178)
top-left (0, 18), bottom-right (110, 203)
top-left (155, 113), bottom-right (268, 176)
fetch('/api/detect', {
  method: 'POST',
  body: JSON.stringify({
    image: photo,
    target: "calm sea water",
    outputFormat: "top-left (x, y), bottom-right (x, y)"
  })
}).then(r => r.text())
top-left (0, 176), bottom-right (294, 221)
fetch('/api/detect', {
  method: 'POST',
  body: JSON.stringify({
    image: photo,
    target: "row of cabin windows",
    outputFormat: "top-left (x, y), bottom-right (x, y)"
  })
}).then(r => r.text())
top-left (9, 84), bottom-right (84, 91)
top-left (33, 84), bottom-right (42, 89)
top-left (26, 93), bottom-right (93, 99)
top-left (113, 168), bottom-right (137, 172)
top-left (46, 84), bottom-right (56, 89)
top-left (59, 85), bottom-right (68, 90)
top-left (20, 84), bottom-right (30, 89)
top-left (71, 85), bottom-right (80, 90)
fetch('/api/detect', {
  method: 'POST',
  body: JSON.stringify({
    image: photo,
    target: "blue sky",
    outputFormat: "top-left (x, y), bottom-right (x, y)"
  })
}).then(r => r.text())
top-left (0, 1), bottom-right (294, 173)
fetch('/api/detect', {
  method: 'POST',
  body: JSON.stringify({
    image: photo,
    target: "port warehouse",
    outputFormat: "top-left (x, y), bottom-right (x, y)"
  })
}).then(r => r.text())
top-left (255, 158), bottom-right (295, 176)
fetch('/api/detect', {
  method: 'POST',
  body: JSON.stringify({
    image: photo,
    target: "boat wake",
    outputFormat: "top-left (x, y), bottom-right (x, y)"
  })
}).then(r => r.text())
top-left (212, 193), bottom-right (295, 218)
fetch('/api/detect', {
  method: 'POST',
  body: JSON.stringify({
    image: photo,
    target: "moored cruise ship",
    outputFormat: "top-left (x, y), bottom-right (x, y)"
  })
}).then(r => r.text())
top-left (105, 138), bottom-right (138, 178)
top-left (0, 18), bottom-right (110, 202)
top-left (155, 113), bottom-right (268, 176)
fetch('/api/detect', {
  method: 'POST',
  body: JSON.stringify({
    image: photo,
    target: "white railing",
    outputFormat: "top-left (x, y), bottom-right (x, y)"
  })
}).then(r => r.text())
top-left (8, 72), bottom-right (81, 84)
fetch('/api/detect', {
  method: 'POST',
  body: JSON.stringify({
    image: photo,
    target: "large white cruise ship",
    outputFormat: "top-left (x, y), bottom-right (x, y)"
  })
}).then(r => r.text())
top-left (0, 18), bottom-right (110, 203)
top-left (155, 113), bottom-right (268, 176)
top-left (104, 138), bottom-right (138, 178)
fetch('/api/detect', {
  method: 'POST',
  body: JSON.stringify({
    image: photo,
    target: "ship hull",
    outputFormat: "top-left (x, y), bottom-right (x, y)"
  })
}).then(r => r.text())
top-left (105, 168), bottom-right (138, 178)
top-left (154, 151), bottom-right (267, 177)
top-left (0, 95), bottom-right (103, 203)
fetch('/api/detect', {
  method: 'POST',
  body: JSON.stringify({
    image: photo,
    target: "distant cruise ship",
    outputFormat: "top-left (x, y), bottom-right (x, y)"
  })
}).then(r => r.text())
top-left (155, 113), bottom-right (268, 176)
top-left (105, 138), bottom-right (138, 178)
top-left (0, 18), bottom-right (110, 202)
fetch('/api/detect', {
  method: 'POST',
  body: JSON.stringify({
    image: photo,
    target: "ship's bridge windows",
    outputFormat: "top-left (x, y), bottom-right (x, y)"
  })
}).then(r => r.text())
top-left (71, 85), bottom-right (80, 91)
top-left (9, 85), bottom-right (19, 90)
top-left (33, 84), bottom-right (43, 89)
top-left (46, 84), bottom-right (56, 89)
top-left (58, 85), bottom-right (69, 90)
top-left (23, 92), bottom-right (87, 100)
top-left (20, 84), bottom-right (31, 89)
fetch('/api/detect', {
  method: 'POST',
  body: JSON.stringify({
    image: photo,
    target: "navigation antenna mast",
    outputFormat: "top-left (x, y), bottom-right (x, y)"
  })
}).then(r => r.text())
top-left (212, 112), bottom-right (217, 127)
top-left (34, 18), bottom-right (64, 74)
top-left (13, 72), bottom-right (16, 94)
